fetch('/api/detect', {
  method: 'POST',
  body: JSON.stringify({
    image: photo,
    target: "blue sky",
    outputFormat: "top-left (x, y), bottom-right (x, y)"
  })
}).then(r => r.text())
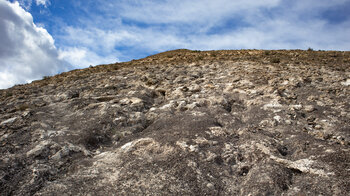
top-left (1, 0), bottom-right (350, 89)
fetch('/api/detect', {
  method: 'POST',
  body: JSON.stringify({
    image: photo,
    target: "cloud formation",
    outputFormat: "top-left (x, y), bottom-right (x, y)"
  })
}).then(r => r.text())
top-left (58, 46), bottom-right (117, 68)
top-left (114, 0), bottom-right (280, 25)
top-left (55, 0), bottom-right (350, 63)
top-left (15, 0), bottom-right (50, 10)
top-left (35, 0), bottom-right (50, 7)
top-left (0, 0), bottom-right (68, 89)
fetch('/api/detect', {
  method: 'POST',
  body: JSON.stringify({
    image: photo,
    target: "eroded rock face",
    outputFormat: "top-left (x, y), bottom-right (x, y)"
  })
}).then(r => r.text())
top-left (0, 50), bottom-right (349, 195)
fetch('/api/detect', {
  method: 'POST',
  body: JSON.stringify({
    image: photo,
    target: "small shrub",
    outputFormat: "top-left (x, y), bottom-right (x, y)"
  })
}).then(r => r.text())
top-left (113, 131), bottom-right (124, 141)
top-left (307, 47), bottom-right (314, 51)
top-left (156, 89), bottom-right (166, 96)
top-left (5, 92), bottom-right (13, 97)
top-left (330, 53), bottom-right (339, 58)
top-left (96, 96), bottom-right (114, 102)
top-left (81, 131), bottom-right (112, 150)
top-left (264, 51), bottom-right (271, 55)
top-left (16, 104), bottom-right (30, 111)
top-left (270, 58), bottom-right (280, 63)
top-left (146, 78), bottom-right (158, 86)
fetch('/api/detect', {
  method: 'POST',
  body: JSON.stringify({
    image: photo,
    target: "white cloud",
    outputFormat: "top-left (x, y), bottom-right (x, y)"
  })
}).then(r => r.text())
top-left (60, 26), bottom-right (135, 52)
top-left (64, 0), bottom-right (349, 60)
top-left (16, 0), bottom-right (50, 9)
top-left (58, 47), bottom-right (117, 68)
top-left (56, 26), bottom-right (130, 65)
top-left (59, 16), bottom-right (350, 61)
top-left (6, 0), bottom-right (348, 82)
top-left (111, 0), bottom-right (281, 25)
top-left (0, 0), bottom-right (69, 89)
top-left (16, 0), bottom-right (32, 10)
top-left (35, 0), bottom-right (50, 7)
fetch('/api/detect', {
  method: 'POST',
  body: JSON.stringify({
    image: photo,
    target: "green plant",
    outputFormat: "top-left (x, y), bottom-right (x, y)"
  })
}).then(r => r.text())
top-left (307, 47), bottom-right (314, 51)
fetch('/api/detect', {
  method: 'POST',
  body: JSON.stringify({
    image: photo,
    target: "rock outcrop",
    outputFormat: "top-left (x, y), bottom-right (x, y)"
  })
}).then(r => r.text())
top-left (0, 49), bottom-right (349, 195)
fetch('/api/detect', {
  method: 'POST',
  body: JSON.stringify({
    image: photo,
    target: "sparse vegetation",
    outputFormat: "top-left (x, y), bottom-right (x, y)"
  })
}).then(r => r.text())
top-left (270, 58), bottom-right (280, 63)
top-left (96, 96), bottom-right (114, 102)
top-left (2, 49), bottom-right (350, 103)
top-left (4, 92), bottom-right (13, 97)
top-left (264, 51), bottom-right (271, 55)
top-left (16, 103), bottom-right (30, 111)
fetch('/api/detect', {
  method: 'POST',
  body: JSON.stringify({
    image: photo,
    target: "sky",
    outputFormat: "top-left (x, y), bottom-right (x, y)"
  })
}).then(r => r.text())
top-left (1, 0), bottom-right (350, 89)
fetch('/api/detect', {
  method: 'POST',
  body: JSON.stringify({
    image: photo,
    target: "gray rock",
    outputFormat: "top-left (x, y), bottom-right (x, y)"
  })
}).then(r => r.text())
top-left (0, 50), bottom-right (349, 195)
top-left (0, 117), bottom-right (18, 125)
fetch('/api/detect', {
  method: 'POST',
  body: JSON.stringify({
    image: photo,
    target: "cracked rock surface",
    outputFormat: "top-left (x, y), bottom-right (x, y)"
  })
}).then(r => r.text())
top-left (1, 49), bottom-right (350, 195)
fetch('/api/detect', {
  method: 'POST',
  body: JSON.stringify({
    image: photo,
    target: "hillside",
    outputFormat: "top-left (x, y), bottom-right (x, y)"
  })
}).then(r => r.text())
top-left (1, 49), bottom-right (350, 195)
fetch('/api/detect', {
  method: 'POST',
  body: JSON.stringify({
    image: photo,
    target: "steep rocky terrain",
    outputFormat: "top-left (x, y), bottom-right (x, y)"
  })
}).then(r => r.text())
top-left (0, 49), bottom-right (349, 195)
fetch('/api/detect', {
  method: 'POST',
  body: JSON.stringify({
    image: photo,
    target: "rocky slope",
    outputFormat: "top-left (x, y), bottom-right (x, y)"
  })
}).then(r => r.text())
top-left (0, 49), bottom-right (350, 195)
